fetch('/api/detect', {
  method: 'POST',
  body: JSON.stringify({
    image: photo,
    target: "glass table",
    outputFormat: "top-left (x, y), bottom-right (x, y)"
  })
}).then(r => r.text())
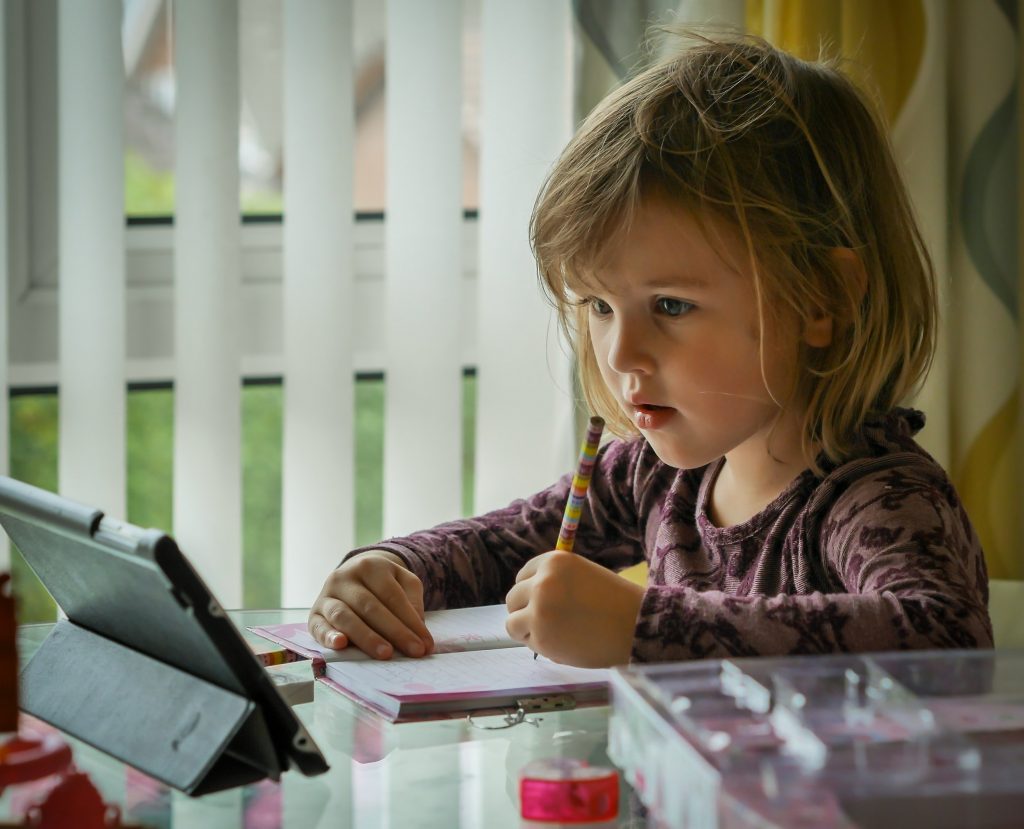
top-left (11, 610), bottom-right (642, 829)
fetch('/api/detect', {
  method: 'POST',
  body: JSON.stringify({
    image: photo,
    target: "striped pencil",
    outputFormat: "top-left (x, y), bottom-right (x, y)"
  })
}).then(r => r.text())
top-left (533, 416), bottom-right (605, 660)
top-left (556, 415), bottom-right (605, 552)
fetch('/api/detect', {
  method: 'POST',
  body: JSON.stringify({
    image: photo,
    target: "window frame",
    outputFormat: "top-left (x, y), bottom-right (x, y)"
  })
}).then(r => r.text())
top-left (6, 1), bottom-right (479, 389)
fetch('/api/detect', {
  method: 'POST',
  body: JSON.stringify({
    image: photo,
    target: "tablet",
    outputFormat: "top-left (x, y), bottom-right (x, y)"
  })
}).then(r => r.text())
top-left (0, 475), bottom-right (329, 794)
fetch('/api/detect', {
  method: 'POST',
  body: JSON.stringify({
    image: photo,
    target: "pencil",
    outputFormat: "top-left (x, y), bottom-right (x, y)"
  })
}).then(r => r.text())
top-left (555, 416), bottom-right (605, 552)
top-left (534, 415), bottom-right (605, 659)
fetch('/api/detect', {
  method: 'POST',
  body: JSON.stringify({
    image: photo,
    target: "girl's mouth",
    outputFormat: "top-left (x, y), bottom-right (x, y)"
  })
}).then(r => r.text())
top-left (632, 403), bottom-right (674, 430)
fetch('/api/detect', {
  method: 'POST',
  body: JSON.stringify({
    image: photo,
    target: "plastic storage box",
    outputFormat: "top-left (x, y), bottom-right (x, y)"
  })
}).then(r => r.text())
top-left (608, 649), bottom-right (1024, 828)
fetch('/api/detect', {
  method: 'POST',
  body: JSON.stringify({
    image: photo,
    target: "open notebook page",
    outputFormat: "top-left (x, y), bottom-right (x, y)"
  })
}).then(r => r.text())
top-left (323, 647), bottom-right (609, 718)
top-left (250, 604), bottom-right (521, 663)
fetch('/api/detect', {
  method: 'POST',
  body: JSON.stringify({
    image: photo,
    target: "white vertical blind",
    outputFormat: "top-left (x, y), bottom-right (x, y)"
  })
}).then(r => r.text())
top-left (0, 3), bottom-right (8, 570)
top-left (173, 0), bottom-right (243, 608)
top-left (281, 0), bottom-right (355, 606)
top-left (384, 0), bottom-right (463, 537)
top-left (475, 0), bottom-right (576, 513)
top-left (56, 0), bottom-right (126, 518)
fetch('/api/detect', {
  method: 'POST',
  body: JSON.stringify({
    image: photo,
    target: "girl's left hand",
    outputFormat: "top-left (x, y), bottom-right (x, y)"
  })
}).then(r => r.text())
top-left (505, 551), bottom-right (645, 668)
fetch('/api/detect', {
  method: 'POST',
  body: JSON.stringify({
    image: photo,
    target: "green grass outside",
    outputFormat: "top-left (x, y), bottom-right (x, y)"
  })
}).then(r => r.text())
top-left (125, 149), bottom-right (283, 217)
top-left (8, 375), bottom-right (476, 623)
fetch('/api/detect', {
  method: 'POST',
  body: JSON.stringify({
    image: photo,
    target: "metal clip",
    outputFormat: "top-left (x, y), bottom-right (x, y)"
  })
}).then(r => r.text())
top-left (466, 694), bottom-right (577, 731)
top-left (516, 694), bottom-right (576, 713)
top-left (467, 705), bottom-right (540, 730)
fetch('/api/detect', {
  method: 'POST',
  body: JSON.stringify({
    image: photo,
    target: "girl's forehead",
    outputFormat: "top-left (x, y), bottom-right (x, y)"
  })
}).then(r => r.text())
top-left (576, 202), bottom-right (752, 289)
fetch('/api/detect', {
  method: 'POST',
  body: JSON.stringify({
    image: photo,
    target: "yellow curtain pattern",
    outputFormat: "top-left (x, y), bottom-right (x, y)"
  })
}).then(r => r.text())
top-left (601, 0), bottom-right (1022, 585)
top-left (749, 2), bottom-right (1022, 582)
top-left (745, 0), bottom-right (924, 125)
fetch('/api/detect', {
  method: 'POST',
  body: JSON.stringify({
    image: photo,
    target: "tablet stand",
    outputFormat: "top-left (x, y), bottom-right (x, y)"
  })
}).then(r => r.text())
top-left (20, 619), bottom-right (280, 795)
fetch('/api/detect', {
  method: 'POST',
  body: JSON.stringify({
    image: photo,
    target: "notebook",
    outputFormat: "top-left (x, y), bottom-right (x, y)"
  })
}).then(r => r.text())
top-left (250, 604), bottom-right (610, 721)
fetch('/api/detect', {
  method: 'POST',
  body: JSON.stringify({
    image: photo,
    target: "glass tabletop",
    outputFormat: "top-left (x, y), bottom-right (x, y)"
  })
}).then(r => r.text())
top-left (12, 610), bottom-right (640, 829)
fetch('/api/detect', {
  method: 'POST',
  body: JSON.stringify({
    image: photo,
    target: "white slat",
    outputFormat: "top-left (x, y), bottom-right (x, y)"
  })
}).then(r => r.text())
top-left (384, 0), bottom-right (463, 536)
top-left (56, 0), bottom-right (126, 518)
top-left (173, 0), bottom-right (243, 608)
top-left (0, 2), bottom-right (8, 570)
top-left (475, 0), bottom-right (576, 513)
top-left (281, 0), bottom-right (355, 606)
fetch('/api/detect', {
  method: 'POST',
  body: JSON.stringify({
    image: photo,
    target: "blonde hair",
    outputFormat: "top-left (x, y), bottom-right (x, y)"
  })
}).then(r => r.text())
top-left (531, 33), bottom-right (937, 471)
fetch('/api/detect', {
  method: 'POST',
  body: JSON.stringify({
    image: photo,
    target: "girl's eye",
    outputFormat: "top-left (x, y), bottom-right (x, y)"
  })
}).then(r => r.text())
top-left (588, 298), bottom-right (612, 316)
top-left (656, 297), bottom-right (694, 317)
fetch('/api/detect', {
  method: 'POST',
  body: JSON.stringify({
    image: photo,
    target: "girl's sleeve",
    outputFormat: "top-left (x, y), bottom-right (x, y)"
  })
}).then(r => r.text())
top-left (343, 438), bottom-right (659, 609)
top-left (631, 463), bottom-right (994, 662)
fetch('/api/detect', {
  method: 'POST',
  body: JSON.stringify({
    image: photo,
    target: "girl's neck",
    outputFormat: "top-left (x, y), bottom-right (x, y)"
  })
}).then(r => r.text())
top-left (708, 411), bottom-right (813, 528)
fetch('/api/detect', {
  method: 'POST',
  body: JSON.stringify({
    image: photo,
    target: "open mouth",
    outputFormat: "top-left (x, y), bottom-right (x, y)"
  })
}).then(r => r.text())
top-left (631, 403), bottom-right (674, 430)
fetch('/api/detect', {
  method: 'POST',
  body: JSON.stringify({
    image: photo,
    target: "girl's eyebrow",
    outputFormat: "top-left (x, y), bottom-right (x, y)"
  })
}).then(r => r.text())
top-left (579, 271), bottom-right (712, 295)
top-left (641, 275), bottom-right (710, 291)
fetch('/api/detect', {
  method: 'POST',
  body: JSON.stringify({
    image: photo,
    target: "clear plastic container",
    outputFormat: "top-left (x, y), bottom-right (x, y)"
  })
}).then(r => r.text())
top-left (608, 649), bottom-right (1024, 829)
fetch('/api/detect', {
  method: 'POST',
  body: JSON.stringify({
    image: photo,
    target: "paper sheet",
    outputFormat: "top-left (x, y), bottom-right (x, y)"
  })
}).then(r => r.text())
top-left (251, 603), bottom-right (521, 662)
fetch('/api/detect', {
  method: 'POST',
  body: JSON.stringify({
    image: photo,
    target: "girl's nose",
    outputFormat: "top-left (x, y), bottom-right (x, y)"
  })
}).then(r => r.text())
top-left (606, 316), bottom-right (654, 375)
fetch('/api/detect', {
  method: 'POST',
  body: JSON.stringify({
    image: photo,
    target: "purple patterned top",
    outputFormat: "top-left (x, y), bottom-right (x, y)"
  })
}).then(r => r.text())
top-left (348, 409), bottom-right (992, 663)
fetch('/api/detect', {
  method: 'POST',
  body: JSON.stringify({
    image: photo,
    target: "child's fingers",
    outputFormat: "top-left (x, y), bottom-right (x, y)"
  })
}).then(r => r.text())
top-left (504, 603), bottom-right (532, 647)
top-left (336, 584), bottom-right (430, 659)
top-left (505, 580), bottom-right (528, 613)
top-left (362, 569), bottom-right (433, 654)
top-left (514, 553), bottom-right (550, 583)
top-left (307, 610), bottom-right (348, 650)
top-left (317, 594), bottom-right (403, 659)
top-left (392, 567), bottom-right (434, 651)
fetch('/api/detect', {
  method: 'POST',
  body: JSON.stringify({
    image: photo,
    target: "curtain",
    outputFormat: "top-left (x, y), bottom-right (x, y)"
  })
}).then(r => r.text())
top-left (573, 0), bottom-right (1022, 580)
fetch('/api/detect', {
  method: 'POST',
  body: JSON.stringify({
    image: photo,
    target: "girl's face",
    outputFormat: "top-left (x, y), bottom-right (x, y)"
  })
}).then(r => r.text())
top-left (587, 198), bottom-right (800, 473)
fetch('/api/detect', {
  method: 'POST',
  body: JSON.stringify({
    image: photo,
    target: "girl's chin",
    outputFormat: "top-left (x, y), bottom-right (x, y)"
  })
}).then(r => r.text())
top-left (641, 435), bottom-right (716, 471)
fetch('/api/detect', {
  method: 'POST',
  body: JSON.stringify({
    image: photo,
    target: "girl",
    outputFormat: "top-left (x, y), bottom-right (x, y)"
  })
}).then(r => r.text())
top-left (308, 34), bottom-right (992, 668)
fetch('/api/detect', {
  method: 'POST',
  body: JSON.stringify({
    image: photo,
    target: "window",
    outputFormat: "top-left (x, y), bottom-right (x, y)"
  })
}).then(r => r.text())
top-left (9, 373), bottom-right (478, 621)
top-left (6, 0), bottom-right (483, 619)
top-left (123, 0), bottom-right (481, 217)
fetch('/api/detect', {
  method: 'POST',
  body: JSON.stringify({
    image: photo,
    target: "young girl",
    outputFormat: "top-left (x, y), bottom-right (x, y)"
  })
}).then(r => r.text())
top-left (308, 34), bottom-right (992, 668)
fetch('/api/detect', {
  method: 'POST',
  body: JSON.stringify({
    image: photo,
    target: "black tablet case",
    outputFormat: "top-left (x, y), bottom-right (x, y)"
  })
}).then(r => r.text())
top-left (0, 476), bottom-right (328, 794)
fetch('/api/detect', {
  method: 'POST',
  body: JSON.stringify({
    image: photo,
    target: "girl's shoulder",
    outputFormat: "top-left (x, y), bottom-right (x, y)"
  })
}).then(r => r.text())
top-left (809, 408), bottom-right (966, 532)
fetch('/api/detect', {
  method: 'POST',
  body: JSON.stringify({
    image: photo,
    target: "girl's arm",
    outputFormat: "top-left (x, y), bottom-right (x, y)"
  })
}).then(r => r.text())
top-left (309, 437), bottom-right (666, 656)
top-left (345, 438), bottom-right (665, 610)
top-left (630, 464), bottom-right (993, 662)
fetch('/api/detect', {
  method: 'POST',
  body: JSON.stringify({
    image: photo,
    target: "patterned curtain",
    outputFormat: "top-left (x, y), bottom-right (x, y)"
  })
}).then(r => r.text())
top-left (573, 0), bottom-right (1022, 580)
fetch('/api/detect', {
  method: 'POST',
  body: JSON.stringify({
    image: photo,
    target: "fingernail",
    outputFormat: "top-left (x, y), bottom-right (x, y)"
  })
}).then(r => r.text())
top-left (329, 632), bottom-right (343, 647)
top-left (407, 640), bottom-right (424, 657)
top-left (376, 643), bottom-right (391, 658)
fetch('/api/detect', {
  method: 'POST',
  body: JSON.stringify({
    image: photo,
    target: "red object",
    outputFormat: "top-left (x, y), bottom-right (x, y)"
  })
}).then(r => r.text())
top-left (519, 758), bottom-right (619, 823)
top-left (24, 769), bottom-right (122, 828)
top-left (0, 732), bottom-right (72, 789)
top-left (0, 573), bottom-right (18, 731)
top-left (0, 725), bottom-right (129, 827)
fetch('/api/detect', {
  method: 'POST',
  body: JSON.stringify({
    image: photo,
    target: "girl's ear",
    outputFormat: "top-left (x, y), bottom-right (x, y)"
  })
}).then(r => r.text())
top-left (803, 248), bottom-right (867, 348)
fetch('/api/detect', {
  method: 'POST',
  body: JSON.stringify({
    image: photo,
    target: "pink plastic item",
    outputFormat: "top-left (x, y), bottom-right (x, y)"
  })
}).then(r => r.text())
top-left (519, 758), bottom-right (619, 823)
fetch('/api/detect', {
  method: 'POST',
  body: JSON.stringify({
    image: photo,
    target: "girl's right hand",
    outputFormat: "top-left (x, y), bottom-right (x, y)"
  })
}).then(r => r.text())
top-left (307, 551), bottom-right (434, 659)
